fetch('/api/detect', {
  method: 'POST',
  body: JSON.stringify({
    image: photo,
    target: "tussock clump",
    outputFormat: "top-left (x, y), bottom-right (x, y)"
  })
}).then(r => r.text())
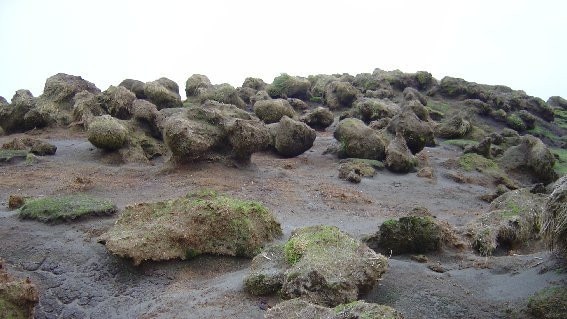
top-left (265, 299), bottom-right (403, 319)
top-left (99, 190), bottom-right (282, 265)
top-left (542, 176), bottom-right (567, 255)
top-left (0, 259), bottom-right (39, 319)
top-left (18, 194), bottom-right (117, 223)
top-left (87, 115), bottom-right (128, 151)
top-left (527, 286), bottom-right (567, 319)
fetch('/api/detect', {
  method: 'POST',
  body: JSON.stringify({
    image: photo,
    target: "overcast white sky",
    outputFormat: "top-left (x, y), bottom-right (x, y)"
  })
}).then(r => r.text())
top-left (0, 0), bottom-right (565, 101)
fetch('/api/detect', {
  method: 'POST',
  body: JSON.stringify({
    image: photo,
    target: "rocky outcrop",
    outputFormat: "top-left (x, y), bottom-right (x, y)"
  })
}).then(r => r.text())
top-left (144, 79), bottom-right (183, 109)
top-left (547, 96), bottom-right (567, 110)
top-left (242, 77), bottom-right (267, 91)
top-left (0, 90), bottom-right (37, 133)
top-left (185, 74), bottom-right (213, 97)
top-left (265, 299), bottom-right (403, 319)
top-left (254, 99), bottom-right (296, 124)
top-left (98, 85), bottom-right (136, 120)
top-left (347, 98), bottom-right (401, 123)
top-left (271, 116), bottom-right (316, 157)
top-left (244, 225), bottom-right (388, 306)
top-left (385, 132), bottom-right (418, 173)
top-left (300, 107), bottom-right (334, 130)
top-left (334, 118), bottom-right (387, 160)
top-left (42, 73), bottom-right (100, 109)
top-left (99, 191), bottom-right (282, 265)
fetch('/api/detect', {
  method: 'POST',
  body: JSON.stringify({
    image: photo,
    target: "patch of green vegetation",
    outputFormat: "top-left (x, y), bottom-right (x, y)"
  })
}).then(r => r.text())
top-left (309, 96), bottom-right (323, 103)
top-left (0, 149), bottom-right (29, 162)
top-left (266, 73), bottom-right (292, 97)
top-left (458, 153), bottom-right (498, 172)
top-left (18, 194), bottom-right (117, 222)
top-left (443, 139), bottom-right (478, 150)
top-left (527, 286), bottom-right (567, 319)
top-left (551, 148), bottom-right (567, 176)
top-left (501, 201), bottom-right (522, 218)
top-left (528, 124), bottom-right (558, 142)
top-left (378, 216), bottom-right (441, 254)
top-left (506, 113), bottom-right (527, 131)
top-left (553, 108), bottom-right (567, 130)
top-left (427, 100), bottom-right (450, 114)
top-left (283, 225), bottom-right (357, 265)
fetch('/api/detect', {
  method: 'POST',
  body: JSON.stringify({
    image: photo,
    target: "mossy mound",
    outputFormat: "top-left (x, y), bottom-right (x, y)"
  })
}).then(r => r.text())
top-left (334, 118), bottom-right (387, 160)
top-left (143, 80), bottom-right (183, 109)
top-left (0, 149), bottom-right (29, 163)
top-left (245, 225), bottom-right (387, 307)
top-left (338, 158), bottom-right (383, 182)
top-left (542, 176), bottom-right (567, 255)
top-left (467, 188), bottom-right (545, 255)
top-left (385, 132), bottom-right (418, 173)
top-left (185, 74), bottom-right (213, 97)
top-left (271, 116), bottom-right (316, 157)
top-left (87, 115), bottom-right (129, 151)
top-left (2, 137), bottom-right (57, 156)
top-left (265, 299), bottom-right (403, 319)
top-left (436, 115), bottom-right (472, 139)
top-left (98, 85), bottom-right (136, 120)
top-left (387, 110), bottom-right (435, 154)
top-left (99, 190), bottom-right (282, 265)
top-left (18, 194), bottom-right (117, 223)
top-left (499, 135), bottom-right (558, 184)
top-left (199, 83), bottom-right (246, 109)
top-left (253, 99), bottom-right (296, 124)
top-left (267, 74), bottom-right (311, 100)
top-left (367, 216), bottom-right (442, 255)
top-left (119, 78), bottom-right (147, 99)
top-left (0, 259), bottom-right (39, 319)
top-left (300, 107), bottom-right (334, 130)
top-left (347, 98), bottom-right (401, 124)
top-left (324, 81), bottom-right (359, 110)
top-left (527, 286), bottom-right (567, 319)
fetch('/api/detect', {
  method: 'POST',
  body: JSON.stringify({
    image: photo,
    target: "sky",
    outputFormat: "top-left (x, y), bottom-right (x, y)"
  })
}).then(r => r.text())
top-left (0, 0), bottom-right (565, 101)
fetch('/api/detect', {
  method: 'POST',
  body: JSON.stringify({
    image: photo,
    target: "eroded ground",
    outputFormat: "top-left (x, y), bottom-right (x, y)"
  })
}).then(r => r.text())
top-left (0, 127), bottom-right (565, 319)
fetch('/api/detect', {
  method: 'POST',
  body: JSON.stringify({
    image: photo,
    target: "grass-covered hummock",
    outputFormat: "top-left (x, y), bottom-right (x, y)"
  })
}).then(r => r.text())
top-left (18, 194), bottom-right (117, 223)
top-left (527, 286), bottom-right (567, 319)
top-left (0, 259), bottom-right (39, 319)
top-left (99, 190), bottom-right (282, 265)
top-left (264, 299), bottom-right (404, 319)
top-left (0, 149), bottom-right (29, 163)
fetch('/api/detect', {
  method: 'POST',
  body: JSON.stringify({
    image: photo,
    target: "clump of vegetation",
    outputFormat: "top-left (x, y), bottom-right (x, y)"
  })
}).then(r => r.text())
top-left (542, 175), bottom-right (567, 256)
top-left (427, 100), bottom-right (451, 114)
top-left (443, 139), bottom-right (478, 150)
top-left (458, 153), bottom-right (498, 172)
top-left (263, 298), bottom-right (403, 319)
top-left (87, 115), bottom-right (128, 151)
top-left (527, 286), bottom-right (567, 319)
top-left (338, 158), bottom-right (383, 181)
top-left (0, 259), bottom-right (39, 319)
top-left (551, 148), bottom-right (567, 176)
top-left (18, 194), bottom-right (117, 223)
top-left (283, 225), bottom-right (357, 265)
top-left (372, 216), bottom-right (442, 254)
top-left (266, 73), bottom-right (310, 99)
top-left (0, 149), bottom-right (29, 163)
top-left (506, 113), bottom-right (527, 131)
top-left (99, 190), bottom-right (282, 265)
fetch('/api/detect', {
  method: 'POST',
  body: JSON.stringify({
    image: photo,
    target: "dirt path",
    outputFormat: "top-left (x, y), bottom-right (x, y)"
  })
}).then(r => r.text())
top-left (1, 128), bottom-right (565, 318)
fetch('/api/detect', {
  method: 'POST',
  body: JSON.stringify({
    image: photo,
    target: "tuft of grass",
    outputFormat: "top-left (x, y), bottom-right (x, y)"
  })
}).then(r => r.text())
top-left (443, 139), bottom-right (478, 150)
top-left (283, 225), bottom-right (357, 265)
top-left (18, 194), bottom-right (117, 222)
top-left (427, 100), bottom-right (450, 114)
top-left (527, 286), bottom-right (567, 319)
top-left (551, 148), bottom-right (567, 176)
top-left (458, 153), bottom-right (498, 172)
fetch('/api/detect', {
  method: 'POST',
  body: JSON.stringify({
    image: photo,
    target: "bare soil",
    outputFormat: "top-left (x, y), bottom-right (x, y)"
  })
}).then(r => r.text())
top-left (0, 127), bottom-right (565, 319)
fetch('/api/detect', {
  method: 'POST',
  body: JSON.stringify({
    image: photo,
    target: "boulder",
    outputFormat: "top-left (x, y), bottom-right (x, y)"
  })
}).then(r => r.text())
top-left (403, 87), bottom-right (428, 106)
top-left (98, 85), bottom-right (136, 120)
top-left (387, 110), bottom-right (435, 154)
top-left (199, 83), bottom-right (246, 109)
top-left (42, 73), bottom-right (100, 108)
top-left (155, 77), bottom-right (180, 95)
top-left (99, 191), bottom-right (282, 265)
top-left (373, 69), bottom-right (435, 91)
top-left (505, 113), bottom-right (527, 131)
top-left (499, 135), bottom-right (557, 184)
top-left (185, 74), bottom-right (213, 97)
top-left (144, 80), bottom-right (183, 109)
top-left (365, 216), bottom-right (442, 255)
top-left (517, 110), bottom-right (536, 130)
top-left (350, 98), bottom-right (401, 123)
top-left (265, 299), bottom-right (403, 319)
top-left (542, 176), bottom-right (567, 255)
top-left (300, 107), bottom-right (334, 130)
top-left (272, 116), bottom-right (316, 157)
top-left (87, 115), bottom-right (129, 151)
top-left (0, 259), bottom-right (39, 319)
top-left (404, 99), bottom-right (430, 121)
top-left (464, 99), bottom-right (492, 115)
top-left (254, 99), bottom-right (296, 124)
top-left (547, 96), bottom-right (567, 110)
top-left (163, 114), bottom-right (224, 161)
top-left (242, 77), bottom-right (267, 91)
top-left (250, 90), bottom-right (271, 106)
top-left (468, 188), bottom-right (546, 255)
top-left (436, 115), bottom-right (472, 139)
top-left (309, 74), bottom-right (338, 98)
top-left (267, 74), bottom-right (311, 100)
top-left (244, 225), bottom-right (388, 306)
top-left (72, 91), bottom-right (106, 126)
top-left (2, 137), bottom-right (57, 156)
top-left (385, 132), bottom-right (418, 173)
top-left (287, 98), bottom-right (309, 111)
top-left (227, 118), bottom-right (270, 161)
top-left (464, 136), bottom-right (492, 158)
top-left (324, 81), bottom-right (359, 110)
top-left (119, 79), bottom-right (147, 99)
top-left (131, 99), bottom-right (164, 138)
top-left (0, 90), bottom-right (36, 133)
top-left (334, 118), bottom-right (387, 160)
top-left (368, 118), bottom-right (391, 130)
top-left (237, 86), bottom-right (257, 105)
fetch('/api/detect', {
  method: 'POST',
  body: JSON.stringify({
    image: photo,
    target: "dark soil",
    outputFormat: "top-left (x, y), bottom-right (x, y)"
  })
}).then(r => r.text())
top-left (1, 126), bottom-right (565, 319)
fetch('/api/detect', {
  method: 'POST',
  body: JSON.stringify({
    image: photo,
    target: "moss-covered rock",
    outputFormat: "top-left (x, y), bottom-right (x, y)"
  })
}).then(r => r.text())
top-left (403, 87), bottom-right (428, 106)
top-left (242, 77), bottom-right (267, 91)
top-left (144, 80), bottom-right (183, 109)
top-left (245, 225), bottom-right (388, 307)
top-left (436, 115), bottom-right (472, 139)
top-left (300, 107), bottom-right (334, 130)
top-left (163, 113), bottom-right (224, 161)
top-left (467, 188), bottom-right (545, 255)
top-left (98, 85), bottom-right (136, 120)
top-left (18, 194), bottom-right (117, 223)
top-left (185, 74), bottom-right (213, 97)
top-left (527, 286), bottom-right (567, 319)
top-left (367, 216), bottom-right (442, 255)
top-left (506, 113), bottom-right (527, 131)
top-left (548, 96), bottom-right (567, 110)
top-left (265, 299), bottom-right (403, 319)
top-left (72, 90), bottom-right (106, 126)
top-left (119, 78), bottom-right (147, 99)
top-left (199, 83), bottom-right (246, 109)
top-left (463, 136), bottom-right (492, 158)
top-left (387, 110), bottom-right (435, 154)
top-left (271, 116), bottom-right (316, 157)
top-left (267, 74), bottom-right (311, 100)
top-left (2, 137), bottom-right (56, 156)
top-left (250, 90), bottom-right (271, 106)
top-left (227, 118), bottom-right (270, 161)
top-left (287, 98), bottom-right (309, 111)
top-left (131, 99), bottom-right (164, 139)
top-left (324, 81), bottom-right (359, 110)
top-left (334, 118), bottom-right (387, 160)
top-left (309, 74), bottom-right (338, 98)
top-left (0, 259), bottom-right (39, 319)
top-left (87, 115), bottom-right (129, 151)
top-left (338, 158), bottom-right (383, 182)
top-left (385, 132), bottom-right (418, 173)
top-left (99, 191), bottom-right (282, 265)
top-left (254, 99), bottom-right (296, 124)
top-left (0, 149), bottom-right (29, 163)
top-left (348, 98), bottom-right (401, 123)
top-left (499, 135), bottom-right (557, 184)
top-left (0, 90), bottom-right (37, 133)
top-left (542, 175), bottom-right (567, 255)
top-left (42, 73), bottom-right (100, 108)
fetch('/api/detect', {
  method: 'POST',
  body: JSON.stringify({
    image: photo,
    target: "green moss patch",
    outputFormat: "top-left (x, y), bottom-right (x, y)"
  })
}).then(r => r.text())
top-left (99, 190), bottom-right (282, 265)
top-left (458, 153), bottom-right (498, 172)
top-left (427, 100), bottom-right (450, 114)
top-left (18, 194), bottom-right (117, 222)
top-left (527, 286), bottom-right (567, 319)
top-left (553, 108), bottom-right (567, 130)
top-left (375, 216), bottom-right (441, 254)
top-left (443, 139), bottom-right (478, 150)
top-left (551, 148), bottom-right (567, 176)
top-left (0, 149), bottom-right (29, 163)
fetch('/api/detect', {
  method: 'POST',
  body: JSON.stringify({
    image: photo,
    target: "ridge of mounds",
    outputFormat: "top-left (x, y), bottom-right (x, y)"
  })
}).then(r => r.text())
top-left (16, 194), bottom-right (117, 223)
top-left (244, 225), bottom-right (388, 307)
top-left (0, 259), bottom-right (39, 319)
top-left (98, 190), bottom-right (282, 265)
